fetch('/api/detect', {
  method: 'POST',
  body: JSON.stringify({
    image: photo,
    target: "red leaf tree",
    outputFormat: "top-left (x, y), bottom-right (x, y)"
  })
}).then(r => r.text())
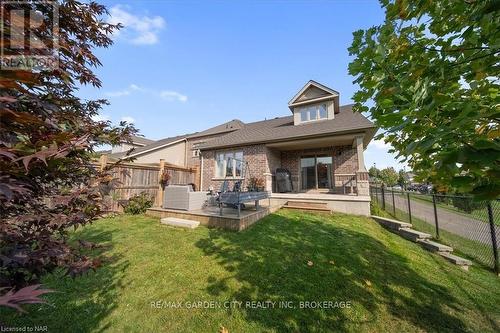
top-left (0, 0), bottom-right (136, 290)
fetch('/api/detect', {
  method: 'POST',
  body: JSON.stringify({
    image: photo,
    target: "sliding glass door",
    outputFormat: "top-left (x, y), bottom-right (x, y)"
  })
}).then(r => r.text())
top-left (316, 156), bottom-right (332, 189)
top-left (300, 155), bottom-right (332, 190)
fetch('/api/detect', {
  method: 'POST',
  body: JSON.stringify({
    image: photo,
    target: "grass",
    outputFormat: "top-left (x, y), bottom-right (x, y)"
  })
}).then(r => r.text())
top-left (2, 211), bottom-right (500, 332)
top-left (373, 200), bottom-right (497, 269)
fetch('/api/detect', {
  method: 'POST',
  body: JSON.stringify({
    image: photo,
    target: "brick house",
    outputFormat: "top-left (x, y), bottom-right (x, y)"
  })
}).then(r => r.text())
top-left (109, 80), bottom-right (376, 215)
top-left (197, 81), bottom-right (376, 200)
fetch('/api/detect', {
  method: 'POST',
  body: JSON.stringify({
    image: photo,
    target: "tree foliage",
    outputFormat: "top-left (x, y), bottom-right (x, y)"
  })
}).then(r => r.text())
top-left (348, 0), bottom-right (500, 199)
top-left (0, 1), bottom-right (136, 289)
top-left (379, 167), bottom-right (399, 186)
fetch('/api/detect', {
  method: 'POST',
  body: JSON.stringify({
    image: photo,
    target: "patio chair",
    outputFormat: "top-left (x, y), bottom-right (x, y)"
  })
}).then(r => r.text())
top-left (163, 185), bottom-right (208, 211)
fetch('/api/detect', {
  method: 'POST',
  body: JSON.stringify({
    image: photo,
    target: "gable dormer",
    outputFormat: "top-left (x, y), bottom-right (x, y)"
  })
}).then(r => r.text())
top-left (288, 80), bottom-right (340, 125)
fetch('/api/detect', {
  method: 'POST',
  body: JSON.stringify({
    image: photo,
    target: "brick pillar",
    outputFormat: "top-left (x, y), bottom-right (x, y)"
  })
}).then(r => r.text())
top-left (354, 136), bottom-right (369, 196)
top-left (264, 172), bottom-right (273, 193)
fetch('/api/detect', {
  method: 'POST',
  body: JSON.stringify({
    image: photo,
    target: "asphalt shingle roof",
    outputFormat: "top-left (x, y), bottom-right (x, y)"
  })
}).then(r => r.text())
top-left (200, 104), bottom-right (375, 149)
top-left (108, 120), bottom-right (244, 159)
top-left (109, 133), bottom-right (191, 159)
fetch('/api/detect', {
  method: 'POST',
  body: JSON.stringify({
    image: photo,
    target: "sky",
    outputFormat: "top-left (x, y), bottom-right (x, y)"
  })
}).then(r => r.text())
top-left (80, 0), bottom-right (406, 170)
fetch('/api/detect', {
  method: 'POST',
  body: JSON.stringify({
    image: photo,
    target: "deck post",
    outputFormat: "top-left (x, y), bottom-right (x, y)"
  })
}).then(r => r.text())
top-left (98, 154), bottom-right (108, 172)
top-left (157, 159), bottom-right (165, 207)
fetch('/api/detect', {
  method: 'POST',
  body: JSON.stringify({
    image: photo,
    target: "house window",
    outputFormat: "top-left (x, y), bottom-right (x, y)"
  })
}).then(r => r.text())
top-left (215, 151), bottom-right (244, 178)
top-left (298, 104), bottom-right (328, 122)
top-left (192, 149), bottom-right (200, 157)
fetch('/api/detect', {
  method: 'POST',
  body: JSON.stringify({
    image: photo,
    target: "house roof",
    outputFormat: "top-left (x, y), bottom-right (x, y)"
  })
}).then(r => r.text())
top-left (108, 120), bottom-right (244, 159)
top-left (188, 119), bottom-right (244, 139)
top-left (130, 136), bottom-right (154, 146)
top-left (288, 80), bottom-right (341, 114)
top-left (288, 80), bottom-right (340, 106)
top-left (109, 133), bottom-right (192, 159)
top-left (200, 104), bottom-right (375, 150)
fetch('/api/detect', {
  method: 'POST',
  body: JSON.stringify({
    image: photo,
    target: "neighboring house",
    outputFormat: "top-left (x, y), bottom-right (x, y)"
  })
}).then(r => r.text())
top-left (110, 136), bottom-right (155, 154)
top-left (108, 120), bottom-right (243, 165)
top-left (199, 80), bottom-right (376, 197)
top-left (108, 81), bottom-right (376, 214)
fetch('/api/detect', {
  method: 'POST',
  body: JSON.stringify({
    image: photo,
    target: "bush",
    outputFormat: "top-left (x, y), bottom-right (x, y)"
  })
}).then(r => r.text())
top-left (123, 193), bottom-right (153, 214)
top-left (451, 196), bottom-right (482, 214)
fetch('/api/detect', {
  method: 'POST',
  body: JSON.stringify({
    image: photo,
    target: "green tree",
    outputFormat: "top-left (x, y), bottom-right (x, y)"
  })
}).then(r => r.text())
top-left (369, 166), bottom-right (381, 180)
top-left (379, 167), bottom-right (399, 186)
top-left (397, 169), bottom-right (408, 188)
top-left (348, 0), bottom-right (500, 199)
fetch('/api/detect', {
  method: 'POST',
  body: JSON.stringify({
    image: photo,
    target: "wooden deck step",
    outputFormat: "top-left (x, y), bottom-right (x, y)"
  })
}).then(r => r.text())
top-left (160, 217), bottom-right (200, 229)
top-left (372, 215), bottom-right (412, 231)
top-left (439, 252), bottom-right (472, 270)
top-left (417, 239), bottom-right (453, 253)
top-left (398, 228), bottom-right (432, 242)
top-left (285, 201), bottom-right (328, 209)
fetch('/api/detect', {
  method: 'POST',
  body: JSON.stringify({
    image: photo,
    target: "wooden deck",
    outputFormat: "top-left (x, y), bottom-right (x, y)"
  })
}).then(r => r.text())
top-left (146, 204), bottom-right (274, 231)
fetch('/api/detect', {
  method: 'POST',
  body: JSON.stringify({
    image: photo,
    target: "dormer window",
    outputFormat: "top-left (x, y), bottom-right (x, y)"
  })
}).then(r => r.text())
top-left (298, 104), bottom-right (328, 123)
top-left (289, 81), bottom-right (340, 126)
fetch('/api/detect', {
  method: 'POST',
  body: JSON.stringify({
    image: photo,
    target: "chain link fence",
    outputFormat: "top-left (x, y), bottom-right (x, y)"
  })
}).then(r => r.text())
top-left (370, 185), bottom-right (500, 273)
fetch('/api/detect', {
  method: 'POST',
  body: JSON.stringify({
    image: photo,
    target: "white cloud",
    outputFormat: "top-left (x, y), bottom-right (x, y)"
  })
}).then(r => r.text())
top-left (121, 116), bottom-right (135, 124)
top-left (108, 5), bottom-right (165, 45)
top-left (105, 89), bottom-right (130, 97)
top-left (160, 90), bottom-right (188, 102)
top-left (104, 84), bottom-right (188, 103)
top-left (371, 138), bottom-right (391, 149)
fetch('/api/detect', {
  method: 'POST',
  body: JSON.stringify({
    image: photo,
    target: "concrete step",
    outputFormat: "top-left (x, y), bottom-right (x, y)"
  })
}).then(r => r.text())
top-left (398, 228), bottom-right (432, 242)
top-left (286, 201), bottom-right (328, 209)
top-left (282, 205), bottom-right (331, 213)
top-left (372, 215), bottom-right (412, 231)
top-left (439, 252), bottom-right (472, 271)
top-left (417, 239), bottom-right (453, 253)
top-left (161, 217), bottom-right (200, 229)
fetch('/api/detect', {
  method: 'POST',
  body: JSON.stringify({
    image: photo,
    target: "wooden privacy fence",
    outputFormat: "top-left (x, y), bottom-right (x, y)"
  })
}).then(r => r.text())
top-left (95, 156), bottom-right (199, 211)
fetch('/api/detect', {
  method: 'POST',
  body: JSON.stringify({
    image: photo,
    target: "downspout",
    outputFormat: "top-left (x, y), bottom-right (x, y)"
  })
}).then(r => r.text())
top-left (200, 152), bottom-right (204, 191)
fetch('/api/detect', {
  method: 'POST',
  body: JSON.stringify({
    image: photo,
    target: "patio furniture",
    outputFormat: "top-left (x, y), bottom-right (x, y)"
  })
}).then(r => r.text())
top-left (163, 185), bottom-right (208, 211)
top-left (219, 191), bottom-right (268, 217)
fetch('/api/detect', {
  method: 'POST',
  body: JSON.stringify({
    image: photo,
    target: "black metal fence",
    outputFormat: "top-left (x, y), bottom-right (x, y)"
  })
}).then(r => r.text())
top-left (370, 185), bottom-right (500, 274)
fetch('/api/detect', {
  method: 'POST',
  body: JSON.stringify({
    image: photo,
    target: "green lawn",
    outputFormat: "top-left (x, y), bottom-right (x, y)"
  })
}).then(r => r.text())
top-left (2, 211), bottom-right (500, 332)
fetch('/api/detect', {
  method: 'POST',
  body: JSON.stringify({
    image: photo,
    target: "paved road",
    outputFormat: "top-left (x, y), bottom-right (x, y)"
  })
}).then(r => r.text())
top-left (383, 193), bottom-right (500, 247)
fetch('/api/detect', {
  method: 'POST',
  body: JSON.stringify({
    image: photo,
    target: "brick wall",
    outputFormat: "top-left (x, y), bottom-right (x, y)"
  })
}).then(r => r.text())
top-left (333, 145), bottom-right (358, 173)
top-left (201, 144), bottom-right (274, 191)
top-left (281, 145), bottom-right (358, 192)
top-left (186, 133), bottom-right (227, 168)
top-left (201, 144), bottom-right (359, 193)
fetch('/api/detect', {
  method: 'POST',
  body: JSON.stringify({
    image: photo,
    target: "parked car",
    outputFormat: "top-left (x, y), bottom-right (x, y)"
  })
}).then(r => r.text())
top-left (418, 184), bottom-right (433, 194)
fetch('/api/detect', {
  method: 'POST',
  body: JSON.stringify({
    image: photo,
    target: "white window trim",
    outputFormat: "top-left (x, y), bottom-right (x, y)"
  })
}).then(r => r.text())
top-left (298, 103), bottom-right (328, 123)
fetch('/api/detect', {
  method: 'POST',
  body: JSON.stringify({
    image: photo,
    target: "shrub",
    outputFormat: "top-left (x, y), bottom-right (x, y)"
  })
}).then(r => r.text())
top-left (451, 196), bottom-right (483, 214)
top-left (123, 193), bottom-right (154, 214)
